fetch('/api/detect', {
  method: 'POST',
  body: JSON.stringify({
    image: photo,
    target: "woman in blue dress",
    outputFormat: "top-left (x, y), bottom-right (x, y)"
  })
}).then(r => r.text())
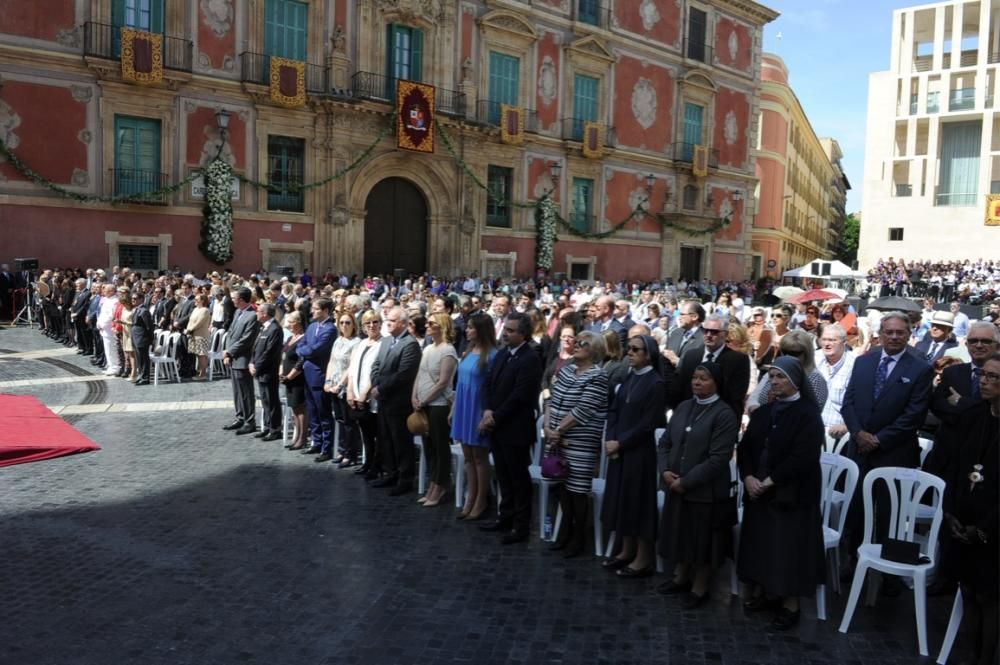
top-left (450, 313), bottom-right (498, 520)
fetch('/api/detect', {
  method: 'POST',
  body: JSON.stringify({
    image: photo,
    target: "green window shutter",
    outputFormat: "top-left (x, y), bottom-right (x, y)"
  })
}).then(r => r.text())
top-left (488, 52), bottom-right (520, 124)
top-left (410, 28), bottom-right (423, 82)
top-left (486, 166), bottom-right (512, 228)
top-left (682, 103), bottom-right (704, 160)
top-left (572, 74), bottom-right (599, 140)
top-left (266, 0), bottom-right (307, 60)
top-left (114, 115), bottom-right (161, 196)
top-left (150, 0), bottom-right (164, 34)
top-left (571, 177), bottom-right (594, 232)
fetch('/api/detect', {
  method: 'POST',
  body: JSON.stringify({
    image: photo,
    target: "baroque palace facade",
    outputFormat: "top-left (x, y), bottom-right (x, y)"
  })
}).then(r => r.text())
top-left (0, 0), bottom-right (777, 281)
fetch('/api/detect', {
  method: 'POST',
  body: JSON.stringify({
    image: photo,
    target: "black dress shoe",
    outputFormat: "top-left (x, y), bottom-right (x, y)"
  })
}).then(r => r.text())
top-left (253, 430), bottom-right (268, 438)
top-left (262, 432), bottom-right (282, 442)
top-left (315, 453), bottom-right (333, 463)
top-left (743, 596), bottom-right (781, 613)
top-left (656, 579), bottom-right (692, 595)
top-left (300, 447), bottom-right (321, 455)
top-left (616, 565), bottom-right (654, 579)
top-left (353, 465), bottom-right (370, 476)
top-left (681, 592), bottom-right (709, 610)
top-left (222, 421), bottom-right (244, 431)
top-left (362, 470), bottom-right (380, 480)
top-left (388, 482), bottom-right (414, 496)
top-left (235, 424), bottom-right (256, 435)
top-left (479, 520), bottom-right (513, 533)
top-left (500, 530), bottom-right (529, 545)
top-left (133, 380), bottom-right (149, 386)
top-left (370, 475), bottom-right (398, 488)
top-left (770, 608), bottom-right (800, 631)
top-left (601, 557), bottom-right (633, 571)
top-left (337, 458), bottom-right (358, 469)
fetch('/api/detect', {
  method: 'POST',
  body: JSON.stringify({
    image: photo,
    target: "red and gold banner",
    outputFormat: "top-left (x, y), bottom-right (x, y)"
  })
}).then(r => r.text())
top-left (500, 104), bottom-right (524, 145)
top-left (396, 80), bottom-right (435, 153)
top-left (692, 145), bottom-right (708, 178)
top-left (121, 27), bottom-right (163, 84)
top-left (986, 194), bottom-right (1000, 226)
top-left (269, 57), bottom-right (306, 108)
top-left (582, 122), bottom-right (604, 159)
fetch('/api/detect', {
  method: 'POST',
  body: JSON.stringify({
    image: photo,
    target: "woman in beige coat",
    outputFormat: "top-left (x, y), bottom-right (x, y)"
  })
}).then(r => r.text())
top-left (185, 293), bottom-right (213, 379)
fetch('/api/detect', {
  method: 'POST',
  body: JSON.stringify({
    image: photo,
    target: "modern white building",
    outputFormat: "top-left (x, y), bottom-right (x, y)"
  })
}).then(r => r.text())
top-left (859, 0), bottom-right (1000, 270)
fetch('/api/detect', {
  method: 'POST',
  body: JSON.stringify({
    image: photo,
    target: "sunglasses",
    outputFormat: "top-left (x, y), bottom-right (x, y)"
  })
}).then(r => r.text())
top-left (575, 339), bottom-right (591, 348)
top-left (968, 338), bottom-right (995, 346)
top-left (626, 345), bottom-right (645, 353)
top-left (364, 321), bottom-right (380, 326)
top-left (338, 320), bottom-right (354, 326)
top-left (772, 314), bottom-right (786, 319)
top-left (702, 329), bottom-right (724, 336)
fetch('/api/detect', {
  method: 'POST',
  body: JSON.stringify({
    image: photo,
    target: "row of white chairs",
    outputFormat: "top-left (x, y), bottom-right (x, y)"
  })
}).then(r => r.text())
top-left (147, 328), bottom-right (231, 385)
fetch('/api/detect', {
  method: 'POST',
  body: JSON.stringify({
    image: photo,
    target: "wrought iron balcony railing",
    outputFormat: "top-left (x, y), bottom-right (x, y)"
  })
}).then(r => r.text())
top-left (110, 168), bottom-right (168, 203)
top-left (560, 118), bottom-right (616, 147)
top-left (239, 52), bottom-right (327, 94)
top-left (672, 142), bottom-right (720, 168)
top-left (84, 21), bottom-right (192, 72)
top-left (475, 100), bottom-right (541, 133)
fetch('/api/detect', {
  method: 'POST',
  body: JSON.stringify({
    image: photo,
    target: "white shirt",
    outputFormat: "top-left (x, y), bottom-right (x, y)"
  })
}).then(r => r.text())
top-left (815, 349), bottom-right (856, 428)
top-left (878, 349), bottom-right (906, 380)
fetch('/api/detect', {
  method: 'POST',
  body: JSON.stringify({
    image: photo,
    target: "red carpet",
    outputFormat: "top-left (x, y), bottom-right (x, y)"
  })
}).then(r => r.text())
top-left (0, 395), bottom-right (101, 467)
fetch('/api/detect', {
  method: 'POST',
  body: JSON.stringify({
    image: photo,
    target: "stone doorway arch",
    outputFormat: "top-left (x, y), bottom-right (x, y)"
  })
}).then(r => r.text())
top-left (363, 177), bottom-right (428, 276)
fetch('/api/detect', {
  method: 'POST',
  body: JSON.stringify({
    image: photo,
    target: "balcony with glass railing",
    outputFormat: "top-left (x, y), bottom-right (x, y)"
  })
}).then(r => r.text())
top-left (948, 88), bottom-right (976, 111)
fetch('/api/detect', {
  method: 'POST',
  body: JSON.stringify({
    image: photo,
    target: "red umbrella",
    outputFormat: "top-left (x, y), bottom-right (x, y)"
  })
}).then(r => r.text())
top-left (786, 289), bottom-right (839, 304)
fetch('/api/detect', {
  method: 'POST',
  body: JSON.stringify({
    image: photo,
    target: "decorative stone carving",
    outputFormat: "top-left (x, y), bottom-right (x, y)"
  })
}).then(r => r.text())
top-left (459, 214), bottom-right (477, 236)
top-left (222, 55), bottom-right (235, 71)
top-left (0, 100), bottom-right (21, 160)
top-left (639, 0), bottom-right (661, 31)
top-left (199, 125), bottom-right (235, 166)
top-left (374, 0), bottom-right (445, 22)
top-left (537, 56), bottom-right (557, 107)
top-left (200, 0), bottom-right (234, 37)
top-left (628, 186), bottom-right (648, 213)
top-left (331, 25), bottom-right (346, 54)
top-left (197, 51), bottom-right (213, 71)
top-left (78, 129), bottom-right (92, 144)
top-left (71, 169), bottom-right (89, 187)
top-left (184, 100), bottom-right (198, 113)
top-left (728, 30), bottom-right (739, 61)
top-left (461, 57), bottom-right (474, 83)
top-left (70, 85), bottom-right (92, 104)
top-left (57, 27), bottom-right (81, 49)
top-left (724, 110), bottom-right (738, 145)
top-left (631, 78), bottom-right (657, 130)
top-left (720, 196), bottom-right (734, 223)
top-left (327, 196), bottom-right (350, 226)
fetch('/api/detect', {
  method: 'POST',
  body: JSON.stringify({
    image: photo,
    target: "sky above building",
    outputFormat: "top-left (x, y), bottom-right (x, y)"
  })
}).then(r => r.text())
top-left (760, 0), bottom-right (904, 214)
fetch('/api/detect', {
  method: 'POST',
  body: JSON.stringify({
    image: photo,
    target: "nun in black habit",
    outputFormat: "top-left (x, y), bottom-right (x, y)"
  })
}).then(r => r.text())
top-left (600, 334), bottom-right (667, 578)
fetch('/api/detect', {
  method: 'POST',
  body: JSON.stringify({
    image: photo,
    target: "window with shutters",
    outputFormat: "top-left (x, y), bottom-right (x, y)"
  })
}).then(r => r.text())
top-left (265, 0), bottom-right (308, 60)
top-left (687, 7), bottom-right (708, 62)
top-left (578, 0), bottom-right (600, 26)
top-left (571, 74), bottom-right (599, 141)
top-left (571, 177), bottom-right (594, 232)
top-left (114, 115), bottom-right (162, 198)
top-left (385, 23), bottom-right (423, 99)
top-left (487, 52), bottom-right (520, 125)
top-left (111, 0), bottom-right (164, 56)
top-left (486, 166), bottom-right (512, 228)
top-left (682, 103), bottom-right (704, 161)
top-left (267, 136), bottom-right (305, 213)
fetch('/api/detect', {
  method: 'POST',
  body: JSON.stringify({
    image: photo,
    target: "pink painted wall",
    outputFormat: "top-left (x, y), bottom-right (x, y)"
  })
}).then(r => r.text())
top-left (712, 252), bottom-right (744, 281)
top-left (612, 55), bottom-right (673, 153)
top-left (0, 82), bottom-right (88, 184)
top-left (0, 0), bottom-right (75, 42)
top-left (480, 235), bottom-right (661, 280)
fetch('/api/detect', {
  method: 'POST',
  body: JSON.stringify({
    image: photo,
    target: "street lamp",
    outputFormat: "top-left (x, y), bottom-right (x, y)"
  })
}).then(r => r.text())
top-left (645, 173), bottom-right (655, 193)
top-left (545, 160), bottom-right (561, 196)
top-left (215, 108), bottom-right (231, 141)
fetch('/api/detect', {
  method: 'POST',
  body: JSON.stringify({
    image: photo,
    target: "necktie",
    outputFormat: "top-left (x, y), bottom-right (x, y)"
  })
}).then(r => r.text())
top-left (679, 330), bottom-right (693, 350)
top-left (972, 367), bottom-right (982, 397)
top-left (874, 356), bottom-right (892, 399)
top-left (927, 342), bottom-right (938, 361)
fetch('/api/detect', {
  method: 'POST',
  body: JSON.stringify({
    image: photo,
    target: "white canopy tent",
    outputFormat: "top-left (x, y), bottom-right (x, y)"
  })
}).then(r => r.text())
top-left (782, 260), bottom-right (865, 280)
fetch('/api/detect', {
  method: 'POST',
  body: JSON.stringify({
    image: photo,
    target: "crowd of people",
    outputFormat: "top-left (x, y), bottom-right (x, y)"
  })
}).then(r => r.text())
top-left (2, 263), bottom-right (999, 660)
top-left (866, 257), bottom-right (1000, 304)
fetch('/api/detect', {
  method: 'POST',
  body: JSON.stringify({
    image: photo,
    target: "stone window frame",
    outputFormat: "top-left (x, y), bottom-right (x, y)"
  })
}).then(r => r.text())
top-left (478, 11), bottom-right (539, 111)
top-left (563, 35), bottom-right (616, 128)
top-left (260, 238), bottom-right (314, 275)
top-left (100, 94), bottom-right (176, 201)
top-left (479, 250), bottom-right (517, 278)
top-left (676, 71), bottom-right (717, 156)
top-left (566, 254), bottom-right (596, 282)
top-left (105, 231), bottom-right (172, 271)
top-left (254, 121), bottom-right (313, 218)
top-left (355, 3), bottom-right (450, 88)
top-left (246, 0), bottom-right (325, 64)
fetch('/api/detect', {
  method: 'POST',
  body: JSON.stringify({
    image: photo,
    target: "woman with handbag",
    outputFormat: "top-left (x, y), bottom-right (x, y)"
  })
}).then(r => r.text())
top-left (450, 313), bottom-right (498, 520)
top-left (346, 310), bottom-right (383, 478)
top-left (656, 361), bottom-right (740, 609)
top-left (737, 355), bottom-right (825, 631)
top-left (412, 313), bottom-right (459, 507)
top-left (544, 330), bottom-right (608, 558)
top-left (324, 309), bottom-right (362, 466)
top-left (600, 334), bottom-right (666, 577)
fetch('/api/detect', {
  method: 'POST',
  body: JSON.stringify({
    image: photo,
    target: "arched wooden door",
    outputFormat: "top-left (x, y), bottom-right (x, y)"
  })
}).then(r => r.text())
top-left (363, 177), bottom-right (428, 276)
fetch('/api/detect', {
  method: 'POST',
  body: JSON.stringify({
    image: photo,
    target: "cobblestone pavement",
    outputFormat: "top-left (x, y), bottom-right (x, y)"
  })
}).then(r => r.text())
top-left (0, 327), bottom-right (962, 664)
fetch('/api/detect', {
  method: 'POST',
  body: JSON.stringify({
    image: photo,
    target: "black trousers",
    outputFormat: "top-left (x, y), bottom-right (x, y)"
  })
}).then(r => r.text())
top-left (377, 408), bottom-right (414, 483)
top-left (353, 407), bottom-right (380, 470)
top-left (258, 376), bottom-right (281, 432)
top-left (231, 367), bottom-right (255, 425)
top-left (90, 321), bottom-right (105, 364)
top-left (332, 395), bottom-right (361, 459)
top-left (75, 316), bottom-right (92, 352)
top-left (491, 442), bottom-right (533, 533)
top-left (134, 343), bottom-right (150, 381)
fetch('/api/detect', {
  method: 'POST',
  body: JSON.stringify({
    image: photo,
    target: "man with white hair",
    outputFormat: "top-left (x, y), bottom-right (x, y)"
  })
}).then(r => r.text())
top-left (96, 284), bottom-right (121, 376)
top-left (814, 324), bottom-right (855, 438)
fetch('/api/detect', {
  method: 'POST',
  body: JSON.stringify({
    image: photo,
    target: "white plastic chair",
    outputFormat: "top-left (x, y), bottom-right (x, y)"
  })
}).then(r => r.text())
top-left (587, 440), bottom-right (610, 555)
top-left (936, 587), bottom-right (964, 665)
top-left (816, 452), bottom-right (859, 620)
top-left (450, 443), bottom-right (466, 508)
top-left (152, 332), bottom-right (181, 385)
top-left (529, 415), bottom-right (563, 541)
top-left (824, 431), bottom-right (850, 455)
top-left (729, 457), bottom-right (743, 596)
top-left (918, 437), bottom-right (934, 469)
top-left (207, 330), bottom-right (228, 381)
top-left (838, 467), bottom-right (945, 657)
top-left (414, 435), bottom-right (426, 495)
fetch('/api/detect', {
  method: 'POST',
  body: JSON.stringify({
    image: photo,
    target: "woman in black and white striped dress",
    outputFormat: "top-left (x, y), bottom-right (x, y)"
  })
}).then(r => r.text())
top-left (544, 330), bottom-right (609, 557)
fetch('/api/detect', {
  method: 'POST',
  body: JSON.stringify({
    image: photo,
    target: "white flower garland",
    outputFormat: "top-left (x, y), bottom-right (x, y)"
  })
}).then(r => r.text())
top-left (201, 158), bottom-right (234, 264)
top-left (535, 195), bottom-right (557, 271)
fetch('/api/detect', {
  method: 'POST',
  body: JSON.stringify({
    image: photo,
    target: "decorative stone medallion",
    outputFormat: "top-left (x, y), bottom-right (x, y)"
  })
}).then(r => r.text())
top-left (631, 77), bottom-right (657, 130)
top-left (639, 0), bottom-right (660, 31)
top-left (200, 0), bottom-right (234, 37)
top-left (538, 56), bottom-right (557, 107)
top-left (724, 110), bottom-right (738, 145)
top-left (728, 30), bottom-right (739, 61)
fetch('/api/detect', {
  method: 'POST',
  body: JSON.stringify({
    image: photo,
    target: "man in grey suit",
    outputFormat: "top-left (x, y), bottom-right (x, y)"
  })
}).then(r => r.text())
top-left (588, 295), bottom-right (627, 348)
top-left (370, 306), bottom-right (422, 495)
top-left (662, 300), bottom-right (705, 389)
top-left (249, 303), bottom-right (284, 441)
top-left (222, 287), bottom-right (260, 435)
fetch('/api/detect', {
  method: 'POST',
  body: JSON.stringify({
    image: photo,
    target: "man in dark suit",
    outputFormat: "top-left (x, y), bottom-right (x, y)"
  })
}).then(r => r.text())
top-left (296, 297), bottom-right (338, 459)
top-left (249, 303), bottom-right (284, 442)
top-left (588, 295), bottom-right (628, 348)
top-left (842, 312), bottom-right (934, 564)
top-left (69, 279), bottom-right (92, 355)
top-left (370, 306), bottom-right (421, 494)
top-left (172, 282), bottom-right (196, 378)
top-left (479, 312), bottom-right (543, 544)
top-left (155, 286), bottom-right (177, 330)
top-left (129, 292), bottom-right (154, 385)
top-left (670, 314), bottom-right (750, 418)
top-left (661, 300), bottom-right (705, 387)
top-left (0, 264), bottom-right (15, 322)
top-left (87, 284), bottom-right (106, 368)
top-left (223, 288), bottom-right (261, 435)
top-left (913, 311), bottom-right (958, 364)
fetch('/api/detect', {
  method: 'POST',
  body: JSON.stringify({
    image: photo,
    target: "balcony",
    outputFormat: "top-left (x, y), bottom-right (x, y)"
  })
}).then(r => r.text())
top-left (927, 91), bottom-right (940, 113)
top-left (672, 142), bottom-right (720, 169)
top-left (894, 183), bottom-right (913, 197)
top-left (475, 100), bottom-right (541, 132)
top-left (683, 38), bottom-right (713, 65)
top-left (560, 118), bottom-right (616, 147)
top-left (948, 87), bottom-right (976, 111)
top-left (84, 22), bottom-right (192, 72)
top-left (936, 189), bottom-right (977, 206)
top-left (111, 168), bottom-right (167, 203)
top-left (349, 71), bottom-right (465, 116)
top-left (240, 52), bottom-right (327, 95)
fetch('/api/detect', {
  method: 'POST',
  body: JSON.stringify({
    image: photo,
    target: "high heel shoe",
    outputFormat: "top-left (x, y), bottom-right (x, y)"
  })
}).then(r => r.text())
top-left (287, 442), bottom-right (306, 451)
